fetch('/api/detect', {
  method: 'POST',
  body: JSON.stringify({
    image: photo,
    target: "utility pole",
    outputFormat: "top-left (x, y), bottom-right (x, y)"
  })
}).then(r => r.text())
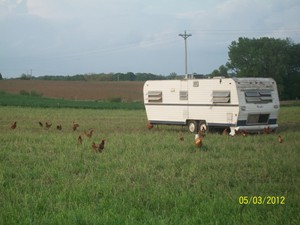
top-left (179, 30), bottom-right (192, 79)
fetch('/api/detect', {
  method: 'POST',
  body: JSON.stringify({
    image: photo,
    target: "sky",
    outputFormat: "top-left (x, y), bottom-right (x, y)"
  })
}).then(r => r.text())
top-left (1, 0), bottom-right (300, 78)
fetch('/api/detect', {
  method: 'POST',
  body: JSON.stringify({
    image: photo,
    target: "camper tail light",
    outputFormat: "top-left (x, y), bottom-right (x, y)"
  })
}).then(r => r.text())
top-left (241, 106), bottom-right (246, 111)
top-left (274, 105), bottom-right (279, 109)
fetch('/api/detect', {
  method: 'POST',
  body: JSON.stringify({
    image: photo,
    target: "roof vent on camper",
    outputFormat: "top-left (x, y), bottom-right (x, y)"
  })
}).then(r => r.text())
top-left (212, 76), bottom-right (225, 79)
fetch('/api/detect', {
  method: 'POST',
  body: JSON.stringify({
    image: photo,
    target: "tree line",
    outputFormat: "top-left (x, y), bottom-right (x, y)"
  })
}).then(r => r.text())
top-left (18, 72), bottom-right (185, 82)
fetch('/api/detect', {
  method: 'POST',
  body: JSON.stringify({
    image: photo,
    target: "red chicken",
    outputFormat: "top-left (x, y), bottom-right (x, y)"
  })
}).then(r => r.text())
top-left (98, 139), bottom-right (106, 153)
top-left (56, 124), bottom-right (62, 130)
top-left (194, 131), bottom-right (203, 148)
top-left (179, 132), bottom-right (184, 141)
top-left (278, 135), bottom-right (283, 143)
top-left (263, 126), bottom-right (271, 134)
top-left (91, 142), bottom-right (98, 152)
top-left (147, 123), bottom-right (153, 130)
top-left (91, 139), bottom-right (106, 153)
top-left (11, 121), bottom-right (17, 129)
top-left (222, 128), bottom-right (228, 135)
top-left (77, 134), bottom-right (82, 145)
top-left (45, 122), bottom-right (52, 129)
top-left (73, 122), bottom-right (79, 131)
top-left (85, 129), bottom-right (94, 138)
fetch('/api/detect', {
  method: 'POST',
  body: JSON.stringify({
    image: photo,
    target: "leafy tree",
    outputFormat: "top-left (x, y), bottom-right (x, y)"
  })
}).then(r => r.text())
top-left (20, 73), bottom-right (32, 80)
top-left (226, 37), bottom-right (299, 99)
top-left (284, 43), bottom-right (300, 99)
top-left (210, 65), bottom-right (228, 77)
top-left (0, 73), bottom-right (3, 80)
top-left (126, 72), bottom-right (136, 81)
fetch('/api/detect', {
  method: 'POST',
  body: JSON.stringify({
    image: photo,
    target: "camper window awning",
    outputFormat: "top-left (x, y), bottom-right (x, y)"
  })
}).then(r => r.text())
top-left (147, 91), bottom-right (162, 103)
top-left (212, 91), bottom-right (231, 103)
top-left (180, 91), bottom-right (188, 100)
top-left (244, 90), bottom-right (272, 103)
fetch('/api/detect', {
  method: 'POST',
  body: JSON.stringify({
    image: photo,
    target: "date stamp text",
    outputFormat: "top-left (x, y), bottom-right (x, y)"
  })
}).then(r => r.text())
top-left (238, 196), bottom-right (285, 205)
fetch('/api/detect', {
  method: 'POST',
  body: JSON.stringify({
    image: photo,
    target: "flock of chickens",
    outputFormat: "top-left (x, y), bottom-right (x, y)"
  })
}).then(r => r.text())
top-left (148, 123), bottom-right (284, 149)
top-left (10, 121), bottom-right (283, 151)
top-left (10, 121), bottom-right (106, 153)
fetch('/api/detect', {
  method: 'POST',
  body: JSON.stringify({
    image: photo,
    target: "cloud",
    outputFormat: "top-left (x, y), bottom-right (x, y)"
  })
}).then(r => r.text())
top-left (1, 0), bottom-right (300, 77)
top-left (0, 0), bottom-right (24, 17)
top-left (25, 0), bottom-right (74, 20)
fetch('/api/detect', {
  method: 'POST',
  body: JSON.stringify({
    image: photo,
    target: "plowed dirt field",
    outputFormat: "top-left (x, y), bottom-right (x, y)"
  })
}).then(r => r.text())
top-left (0, 80), bottom-right (144, 101)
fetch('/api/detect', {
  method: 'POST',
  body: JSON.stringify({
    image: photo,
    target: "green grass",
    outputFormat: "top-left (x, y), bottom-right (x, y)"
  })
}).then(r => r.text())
top-left (0, 107), bottom-right (299, 224)
top-left (0, 91), bottom-right (144, 110)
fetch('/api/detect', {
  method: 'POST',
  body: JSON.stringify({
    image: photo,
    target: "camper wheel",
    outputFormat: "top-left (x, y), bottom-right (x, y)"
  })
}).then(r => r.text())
top-left (199, 121), bottom-right (208, 133)
top-left (188, 121), bottom-right (198, 133)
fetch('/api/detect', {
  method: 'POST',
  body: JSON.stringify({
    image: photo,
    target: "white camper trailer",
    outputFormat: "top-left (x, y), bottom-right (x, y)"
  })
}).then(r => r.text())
top-left (143, 77), bottom-right (280, 134)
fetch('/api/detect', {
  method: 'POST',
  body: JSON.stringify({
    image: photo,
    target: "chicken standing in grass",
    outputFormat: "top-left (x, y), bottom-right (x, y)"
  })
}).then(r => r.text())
top-left (234, 128), bottom-right (247, 137)
top-left (85, 129), bottom-right (94, 138)
top-left (222, 128), bottom-right (228, 135)
top-left (38, 121), bottom-right (43, 127)
top-left (92, 142), bottom-right (98, 152)
top-left (194, 131), bottom-right (203, 148)
top-left (45, 122), bottom-right (52, 129)
top-left (263, 126), bottom-right (271, 134)
top-left (11, 121), bottom-right (17, 129)
top-left (147, 123), bottom-right (153, 130)
top-left (98, 139), bottom-right (106, 152)
top-left (91, 139), bottom-right (105, 153)
top-left (56, 124), bottom-right (62, 130)
top-left (77, 134), bottom-right (82, 145)
top-left (241, 130), bottom-right (248, 137)
top-left (278, 135), bottom-right (283, 143)
top-left (73, 122), bottom-right (79, 131)
top-left (179, 132), bottom-right (184, 141)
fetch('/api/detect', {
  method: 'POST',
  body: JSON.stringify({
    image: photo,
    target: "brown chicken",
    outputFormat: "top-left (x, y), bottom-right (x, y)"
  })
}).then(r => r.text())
top-left (277, 135), bottom-right (283, 143)
top-left (38, 121), bottom-right (43, 127)
top-left (73, 121), bottom-right (79, 131)
top-left (77, 134), bottom-right (83, 145)
top-left (179, 132), bottom-right (184, 141)
top-left (56, 124), bottom-right (62, 130)
top-left (147, 123), bottom-right (153, 130)
top-left (263, 126), bottom-right (271, 134)
top-left (240, 130), bottom-right (248, 137)
top-left (194, 131), bottom-right (203, 148)
top-left (45, 122), bottom-right (52, 129)
top-left (234, 129), bottom-right (247, 136)
top-left (92, 142), bottom-right (98, 152)
top-left (222, 128), bottom-right (228, 135)
top-left (85, 129), bottom-right (94, 138)
top-left (11, 121), bottom-right (17, 129)
top-left (98, 139), bottom-right (106, 152)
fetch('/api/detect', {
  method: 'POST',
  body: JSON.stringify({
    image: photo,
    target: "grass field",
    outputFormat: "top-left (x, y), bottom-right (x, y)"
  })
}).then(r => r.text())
top-left (0, 106), bottom-right (299, 224)
top-left (0, 91), bottom-right (144, 110)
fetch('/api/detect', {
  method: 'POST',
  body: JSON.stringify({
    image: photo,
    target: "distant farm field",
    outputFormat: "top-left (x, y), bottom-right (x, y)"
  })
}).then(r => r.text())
top-left (0, 80), bottom-right (144, 101)
top-left (0, 106), bottom-right (299, 224)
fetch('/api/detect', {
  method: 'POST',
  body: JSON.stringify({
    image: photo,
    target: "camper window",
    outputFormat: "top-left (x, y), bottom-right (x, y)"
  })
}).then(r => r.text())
top-left (180, 91), bottom-right (188, 100)
top-left (212, 91), bottom-right (230, 103)
top-left (147, 91), bottom-right (162, 103)
top-left (244, 90), bottom-right (272, 103)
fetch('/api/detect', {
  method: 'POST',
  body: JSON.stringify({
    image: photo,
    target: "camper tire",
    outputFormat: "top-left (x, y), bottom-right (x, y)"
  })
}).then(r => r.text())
top-left (188, 121), bottom-right (198, 133)
top-left (199, 121), bottom-right (208, 133)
